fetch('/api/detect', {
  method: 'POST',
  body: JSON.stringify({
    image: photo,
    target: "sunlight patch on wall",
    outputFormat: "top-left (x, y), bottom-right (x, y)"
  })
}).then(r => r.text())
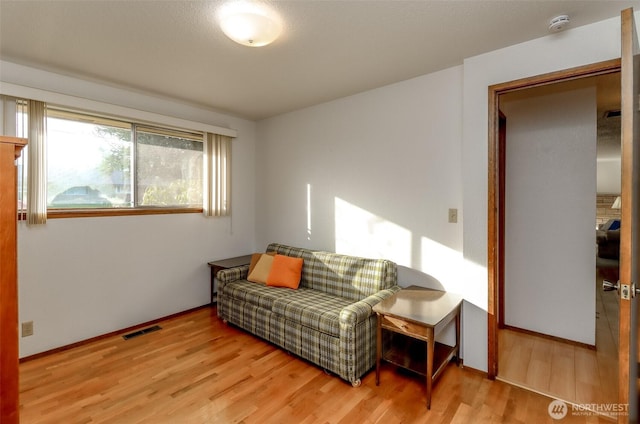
top-left (306, 183), bottom-right (312, 240)
top-left (462, 258), bottom-right (488, 311)
top-left (419, 237), bottom-right (487, 311)
top-left (420, 236), bottom-right (464, 292)
top-left (334, 197), bottom-right (411, 265)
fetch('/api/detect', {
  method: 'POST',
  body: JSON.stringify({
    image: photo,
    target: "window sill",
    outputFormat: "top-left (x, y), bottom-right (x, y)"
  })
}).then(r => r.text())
top-left (19, 207), bottom-right (204, 220)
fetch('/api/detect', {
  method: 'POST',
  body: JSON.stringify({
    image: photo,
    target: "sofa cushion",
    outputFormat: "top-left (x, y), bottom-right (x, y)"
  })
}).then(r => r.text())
top-left (601, 218), bottom-right (621, 231)
top-left (266, 243), bottom-right (397, 301)
top-left (248, 254), bottom-right (274, 284)
top-left (272, 288), bottom-right (354, 337)
top-left (223, 280), bottom-right (298, 310)
top-left (267, 255), bottom-right (303, 289)
top-left (248, 251), bottom-right (276, 275)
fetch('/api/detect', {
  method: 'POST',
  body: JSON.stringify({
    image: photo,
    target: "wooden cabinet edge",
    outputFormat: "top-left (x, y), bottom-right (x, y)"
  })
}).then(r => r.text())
top-left (0, 135), bottom-right (26, 424)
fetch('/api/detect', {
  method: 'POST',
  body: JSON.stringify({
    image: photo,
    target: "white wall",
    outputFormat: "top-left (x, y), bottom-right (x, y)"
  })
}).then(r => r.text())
top-left (462, 14), bottom-right (633, 371)
top-left (256, 66), bottom-right (465, 344)
top-left (1, 63), bottom-right (257, 357)
top-left (18, 213), bottom-right (252, 356)
top-left (502, 86), bottom-right (597, 345)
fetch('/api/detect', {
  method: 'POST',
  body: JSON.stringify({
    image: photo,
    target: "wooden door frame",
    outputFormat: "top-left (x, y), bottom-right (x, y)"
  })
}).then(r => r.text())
top-left (497, 111), bottom-right (506, 329)
top-left (618, 7), bottom-right (639, 420)
top-left (487, 58), bottom-right (622, 380)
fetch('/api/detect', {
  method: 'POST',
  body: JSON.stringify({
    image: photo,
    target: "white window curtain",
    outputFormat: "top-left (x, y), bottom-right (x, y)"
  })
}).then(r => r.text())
top-left (203, 132), bottom-right (232, 217)
top-left (26, 100), bottom-right (47, 225)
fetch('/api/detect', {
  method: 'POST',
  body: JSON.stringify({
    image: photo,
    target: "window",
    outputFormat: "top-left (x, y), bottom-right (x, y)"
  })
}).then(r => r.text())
top-left (7, 96), bottom-right (232, 221)
top-left (44, 108), bottom-right (204, 211)
top-left (135, 126), bottom-right (203, 208)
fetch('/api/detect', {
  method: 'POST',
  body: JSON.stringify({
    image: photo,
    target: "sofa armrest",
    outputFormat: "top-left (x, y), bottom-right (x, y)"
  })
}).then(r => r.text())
top-left (217, 265), bottom-right (250, 283)
top-left (339, 286), bottom-right (402, 326)
top-left (606, 230), bottom-right (620, 242)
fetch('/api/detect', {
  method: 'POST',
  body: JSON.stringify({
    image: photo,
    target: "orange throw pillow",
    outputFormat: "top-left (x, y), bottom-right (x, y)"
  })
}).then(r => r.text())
top-left (248, 251), bottom-right (276, 275)
top-left (247, 254), bottom-right (275, 284)
top-left (266, 255), bottom-right (304, 289)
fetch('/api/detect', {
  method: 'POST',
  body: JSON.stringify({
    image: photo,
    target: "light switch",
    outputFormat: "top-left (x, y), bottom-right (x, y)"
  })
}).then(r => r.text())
top-left (448, 208), bottom-right (458, 223)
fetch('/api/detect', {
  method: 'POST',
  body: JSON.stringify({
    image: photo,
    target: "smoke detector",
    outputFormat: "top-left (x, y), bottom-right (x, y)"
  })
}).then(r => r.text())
top-left (549, 15), bottom-right (570, 32)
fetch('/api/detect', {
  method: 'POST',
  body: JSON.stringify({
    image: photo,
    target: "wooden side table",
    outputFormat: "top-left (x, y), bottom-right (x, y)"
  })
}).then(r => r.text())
top-left (373, 286), bottom-right (462, 409)
top-left (207, 255), bottom-right (252, 304)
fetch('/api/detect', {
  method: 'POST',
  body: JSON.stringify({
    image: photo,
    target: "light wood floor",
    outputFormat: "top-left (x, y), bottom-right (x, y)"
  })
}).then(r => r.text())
top-left (19, 307), bottom-right (613, 424)
top-left (498, 273), bottom-right (618, 414)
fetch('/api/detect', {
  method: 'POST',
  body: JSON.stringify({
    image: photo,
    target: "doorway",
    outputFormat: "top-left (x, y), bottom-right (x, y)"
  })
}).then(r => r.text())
top-left (498, 73), bottom-right (621, 406)
top-left (486, 59), bottom-right (622, 407)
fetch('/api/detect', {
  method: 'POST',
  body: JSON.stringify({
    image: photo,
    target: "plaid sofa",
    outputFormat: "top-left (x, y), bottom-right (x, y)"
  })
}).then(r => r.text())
top-left (216, 243), bottom-right (400, 386)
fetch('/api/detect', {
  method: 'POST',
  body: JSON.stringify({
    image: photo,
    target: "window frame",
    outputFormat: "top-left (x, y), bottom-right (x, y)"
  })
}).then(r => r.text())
top-left (24, 105), bottom-right (207, 219)
top-left (44, 206), bottom-right (203, 219)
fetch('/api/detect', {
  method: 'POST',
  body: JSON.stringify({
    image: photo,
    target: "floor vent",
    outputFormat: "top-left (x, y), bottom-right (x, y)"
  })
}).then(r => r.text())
top-left (122, 325), bottom-right (162, 340)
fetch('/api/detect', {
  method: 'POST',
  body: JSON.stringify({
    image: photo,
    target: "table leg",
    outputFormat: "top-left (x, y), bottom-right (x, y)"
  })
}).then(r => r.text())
top-left (210, 265), bottom-right (223, 305)
top-left (426, 329), bottom-right (435, 409)
top-left (455, 307), bottom-right (461, 366)
top-left (210, 266), bottom-right (216, 305)
top-left (376, 313), bottom-right (381, 386)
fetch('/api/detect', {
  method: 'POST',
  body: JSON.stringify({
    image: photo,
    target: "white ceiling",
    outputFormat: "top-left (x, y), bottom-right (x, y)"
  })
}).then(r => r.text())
top-left (0, 1), bottom-right (636, 121)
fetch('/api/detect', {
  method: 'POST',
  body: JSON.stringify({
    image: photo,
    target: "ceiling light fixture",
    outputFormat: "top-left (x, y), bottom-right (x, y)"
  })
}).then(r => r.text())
top-left (218, 1), bottom-right (282, 47)
top-left (549, 15), bottom-right (570, 32)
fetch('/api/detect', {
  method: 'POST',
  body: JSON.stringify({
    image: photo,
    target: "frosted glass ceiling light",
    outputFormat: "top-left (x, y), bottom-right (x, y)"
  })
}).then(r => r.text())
top-left (219, 1), bottom-right (282, 47)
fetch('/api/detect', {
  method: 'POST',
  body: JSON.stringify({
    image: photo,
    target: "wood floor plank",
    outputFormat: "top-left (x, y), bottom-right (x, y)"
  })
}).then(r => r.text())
top-left (549, 341), bottom-right (576, 400)
top-left (500, 330), bottom-right (534, 384)
top-left (20, 307), bottom-right (614, 423)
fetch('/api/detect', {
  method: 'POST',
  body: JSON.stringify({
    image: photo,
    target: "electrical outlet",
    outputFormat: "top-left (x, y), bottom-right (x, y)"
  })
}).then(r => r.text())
top-left (448, 208), bottom-right (458, 223)
top-left (22, 321), bottom-right (34, 337)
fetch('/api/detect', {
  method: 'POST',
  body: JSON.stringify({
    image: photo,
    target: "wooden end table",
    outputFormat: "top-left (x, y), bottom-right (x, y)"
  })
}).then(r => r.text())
top-left (373, 286), bottom-right (462, 409)
top-left (207, 255), bottom-right (252, 304)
